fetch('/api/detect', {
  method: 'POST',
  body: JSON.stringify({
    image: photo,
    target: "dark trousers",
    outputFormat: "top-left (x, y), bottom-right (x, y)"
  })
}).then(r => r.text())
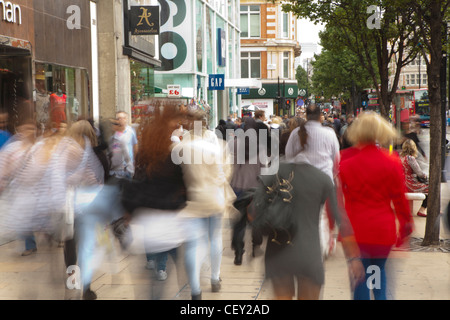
top-left (231, 210), bottom-right (263, 254)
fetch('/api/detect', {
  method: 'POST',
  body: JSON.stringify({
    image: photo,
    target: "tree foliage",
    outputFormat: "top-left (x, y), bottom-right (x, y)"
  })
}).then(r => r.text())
top-left (309, 25), bottom-right (375, 110)
top-left (282, 0), bottom-right (420, 118)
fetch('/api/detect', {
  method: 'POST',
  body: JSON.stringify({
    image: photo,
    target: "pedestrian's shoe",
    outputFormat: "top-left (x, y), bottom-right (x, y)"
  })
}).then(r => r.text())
top-left (156, 270), bottom-right (168, 281)
top-left (21, 248), bottom-right (37, 256)
top-left (211, 278), bottom-right (222, 292)
top-left (83, 289), bottom-right (97, 300)
top-left (192, 292), bottom-right (202, 300)
top-left (234, 250), bottom-right (244, 265)
top-left (417, 208), bottom-right (427, 217)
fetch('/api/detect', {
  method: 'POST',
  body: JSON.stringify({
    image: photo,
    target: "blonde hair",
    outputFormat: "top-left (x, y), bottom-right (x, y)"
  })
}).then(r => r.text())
top-left (400, 139), bottom-right (418, 158)
top-left (346, 112), bottom-right (398, 147)
top-left (66, 120), bottom-right (98, 149)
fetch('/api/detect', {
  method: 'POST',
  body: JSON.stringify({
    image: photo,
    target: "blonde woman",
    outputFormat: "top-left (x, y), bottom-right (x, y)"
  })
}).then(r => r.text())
top-left (400, 139), bottom-right (429, 217)
top-left (338, 112), bottom-right (413, 300)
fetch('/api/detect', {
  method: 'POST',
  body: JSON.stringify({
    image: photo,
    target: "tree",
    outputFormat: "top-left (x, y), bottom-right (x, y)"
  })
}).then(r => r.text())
top-left (310, 25), bottom-right (376, 114)
top-left (400, 0), bottom-right (450, 246)
top-left (282, 0), bottom-right (420, 118)
top-left (295, 64), bottom-right (312, 98)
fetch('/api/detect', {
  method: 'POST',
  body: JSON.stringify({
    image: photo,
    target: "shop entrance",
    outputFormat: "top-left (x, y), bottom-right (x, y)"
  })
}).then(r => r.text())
top-left (0, 45), bottom-right (32, 133)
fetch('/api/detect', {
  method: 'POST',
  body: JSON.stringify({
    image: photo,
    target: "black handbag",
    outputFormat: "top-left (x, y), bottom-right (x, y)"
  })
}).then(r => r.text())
top-left (417, 175), bottom-right (428, 184)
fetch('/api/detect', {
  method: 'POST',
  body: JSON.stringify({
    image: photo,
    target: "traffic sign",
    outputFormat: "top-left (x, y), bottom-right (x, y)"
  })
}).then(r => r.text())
top-left (167, 85), bottom-right (181, 97)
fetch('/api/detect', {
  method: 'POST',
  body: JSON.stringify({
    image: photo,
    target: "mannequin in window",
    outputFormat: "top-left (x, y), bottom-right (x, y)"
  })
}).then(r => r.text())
top-left (35, 78), bottom-right (50, 130)
top-left (50, 88), bottom-right (67, 127)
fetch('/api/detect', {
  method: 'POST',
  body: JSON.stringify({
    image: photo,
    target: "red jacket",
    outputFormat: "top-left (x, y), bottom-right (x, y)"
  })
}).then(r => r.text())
top-left (339, 144), bottom-right (412, 246)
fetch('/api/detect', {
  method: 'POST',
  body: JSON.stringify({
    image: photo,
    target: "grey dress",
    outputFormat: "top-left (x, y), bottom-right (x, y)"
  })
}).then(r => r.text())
top-left (262, 161), bottom-right (353, 286)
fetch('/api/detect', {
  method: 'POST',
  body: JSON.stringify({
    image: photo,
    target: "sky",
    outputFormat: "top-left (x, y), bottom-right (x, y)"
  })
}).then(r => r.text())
top-left (296, 19), bottom-right (325, 68)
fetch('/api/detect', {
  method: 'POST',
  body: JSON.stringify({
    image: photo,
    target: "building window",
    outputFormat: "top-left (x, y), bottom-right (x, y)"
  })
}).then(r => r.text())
top-left (282, 11), bottom-right (289, 38)
top-left (410, 74), bottom-right (415, 85)
top-left (406, 74), bottom-right (410, 85)
top-left (240, 5), bottom-right (260, 38)
top-left (241, 52), bottom-right (261, 78)
top-left (35, 62), bottom-right (89, 129)
top-left (282, 52), bottom-right (290, 78)
top-left (422, 73), bottom-right (427, 85)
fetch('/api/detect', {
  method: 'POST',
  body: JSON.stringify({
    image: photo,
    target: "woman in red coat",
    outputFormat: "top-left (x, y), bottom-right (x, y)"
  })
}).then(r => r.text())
top-left (338, 112), bottom-right (413, 300)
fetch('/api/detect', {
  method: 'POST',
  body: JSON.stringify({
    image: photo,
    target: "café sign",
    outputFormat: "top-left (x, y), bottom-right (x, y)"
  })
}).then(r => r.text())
top-left (0, 0), bottom-right (21, 25)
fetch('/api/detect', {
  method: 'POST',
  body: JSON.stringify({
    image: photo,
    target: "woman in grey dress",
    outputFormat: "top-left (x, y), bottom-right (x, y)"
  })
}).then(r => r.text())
top-left (257, 158), bottom-right (364, 299)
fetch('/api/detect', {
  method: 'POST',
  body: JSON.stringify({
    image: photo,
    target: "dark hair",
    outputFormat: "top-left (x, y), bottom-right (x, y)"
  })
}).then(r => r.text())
top-left (298, 104), bottom-right (321, 149)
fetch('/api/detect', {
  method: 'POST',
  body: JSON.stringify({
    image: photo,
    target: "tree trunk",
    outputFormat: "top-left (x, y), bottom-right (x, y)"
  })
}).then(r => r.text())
top-left (422, 1), bottom-right (443, 246)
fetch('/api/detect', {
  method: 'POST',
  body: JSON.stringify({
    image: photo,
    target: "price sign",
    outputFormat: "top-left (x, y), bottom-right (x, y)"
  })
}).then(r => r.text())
top-left (167, 85), bottom-right (181, 97)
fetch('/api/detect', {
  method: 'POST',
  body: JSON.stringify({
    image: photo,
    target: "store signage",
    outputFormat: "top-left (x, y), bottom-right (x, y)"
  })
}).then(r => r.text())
top-left (237, 87), bottom-right (250, 95)
top-left (0, 1), bottom-right (21, 25)
top-left (129, 6), bottom-right (159, 35)
top-left (208, 74), bottom-right (225, 90)
top-left (167, 84), bottom-right (181, 97)
top-left (217, 28), bottom-right (226, 67)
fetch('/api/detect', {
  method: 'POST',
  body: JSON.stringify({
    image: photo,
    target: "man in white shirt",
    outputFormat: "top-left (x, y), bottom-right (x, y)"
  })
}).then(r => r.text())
top-left (115, 111), bottom-right (138, 166)
top-left (285, 104), bottom-right (340, 181)
top-left (284, 104), bottom-right (340, 258)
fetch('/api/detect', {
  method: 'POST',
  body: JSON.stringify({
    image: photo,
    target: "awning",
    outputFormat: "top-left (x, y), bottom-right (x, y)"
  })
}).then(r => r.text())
top-left (225, 78), bottom-right (262, 89)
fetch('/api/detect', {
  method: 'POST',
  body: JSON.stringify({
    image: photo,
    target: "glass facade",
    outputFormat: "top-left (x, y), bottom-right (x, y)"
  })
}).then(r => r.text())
top-left (154, 0), bottom-right (241, 128)
top-left (35, 62), bottom-right (89, 130)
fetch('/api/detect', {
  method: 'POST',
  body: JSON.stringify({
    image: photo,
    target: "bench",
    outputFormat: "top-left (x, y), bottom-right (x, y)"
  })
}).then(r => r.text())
top-left (405, 192), bottom-right (426, 213)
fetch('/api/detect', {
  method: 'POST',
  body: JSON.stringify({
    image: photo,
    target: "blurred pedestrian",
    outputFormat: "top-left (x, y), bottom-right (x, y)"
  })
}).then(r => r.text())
top-left (0, 119), bottom-right (38, 256)
top-left (400, 139), bottom-right (429, 217)
top-left (115, 111), bottom-right (138, 166)
top-left (339, 112), bottom-right (413, 300)
top-left (122, 105), bottom-right (187, 291)
top-left (255, 161), bottom-right (365, 300)
top-left (279, 117), bottom-right (304, 157)
top-left (285, 104), bottom-right (341, 258)
top-left (178, 110), bottom-right (236, 300)
top-left (108, 118), bottom-right (134, 179)
top-left (60, 120), bottom-right (105, 300)
top-left (215, 119), bottom-right (227, 140)
top-left (339, 114), bottom-right (354, 150)
top-left (228, 117), bottom-right (264, 265)
top-left (0, 111), bottom-right (12, 149)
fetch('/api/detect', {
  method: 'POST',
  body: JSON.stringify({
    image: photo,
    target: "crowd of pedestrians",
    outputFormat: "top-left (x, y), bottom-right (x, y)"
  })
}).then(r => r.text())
top-left (0, 101), bottom-right (431, 301)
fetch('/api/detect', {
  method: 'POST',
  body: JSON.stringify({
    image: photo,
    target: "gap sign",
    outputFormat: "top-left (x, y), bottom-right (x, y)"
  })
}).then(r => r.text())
top-left (208, 74), bottom-right (224, 90)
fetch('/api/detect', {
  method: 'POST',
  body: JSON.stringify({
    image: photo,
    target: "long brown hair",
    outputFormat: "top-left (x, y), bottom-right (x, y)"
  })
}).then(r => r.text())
top-left (136, 103), bottom-right (185, 177)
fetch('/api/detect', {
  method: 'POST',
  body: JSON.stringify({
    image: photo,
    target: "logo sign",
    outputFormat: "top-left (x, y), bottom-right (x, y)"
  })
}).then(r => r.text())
top-left (129, 6), bottom-right (159, 35)
top-left (217, 28), bottom-right (226, 67)
top-left (237, 87), bottom-right (250, 95)
top-left (167, 84), bottom-right (181, 97)
top-left (0, 1), bottom-right (22, 25)
top-left (298, 89), bottom-right (307, 96)
top-left (258, 88), bottom-right (266, 96)
top-left (208, 74), bottom-right (225, 90)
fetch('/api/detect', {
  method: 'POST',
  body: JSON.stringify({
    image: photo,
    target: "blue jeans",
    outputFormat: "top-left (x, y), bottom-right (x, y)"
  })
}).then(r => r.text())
top-left (353, 244), bottom-right (391, 300)
top-left (146, 249), bottom-right (177, 271)
top-left (24, 233), bottom-right (37, 251)
top-left (184, 215), bottom-right (223, 296)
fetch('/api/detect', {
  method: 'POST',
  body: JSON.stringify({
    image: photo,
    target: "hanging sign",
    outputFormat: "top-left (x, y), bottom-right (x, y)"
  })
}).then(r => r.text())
top-left (129, 6), bottom-right (159, 35)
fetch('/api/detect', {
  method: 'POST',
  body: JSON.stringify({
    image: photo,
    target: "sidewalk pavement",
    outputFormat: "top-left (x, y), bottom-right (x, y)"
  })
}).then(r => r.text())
top-left (0, 196), bottom-right (448, 300)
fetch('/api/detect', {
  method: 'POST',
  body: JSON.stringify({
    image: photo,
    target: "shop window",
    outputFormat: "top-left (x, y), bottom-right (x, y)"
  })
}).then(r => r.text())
top-left (0, 52), bottom-right (32, 131)
top-left (34, 62), bottom-right (89, 131)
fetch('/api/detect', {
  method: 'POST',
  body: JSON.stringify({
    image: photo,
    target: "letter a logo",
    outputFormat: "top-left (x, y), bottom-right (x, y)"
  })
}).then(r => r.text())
top-left (67, 5), bottom-right (81, 30)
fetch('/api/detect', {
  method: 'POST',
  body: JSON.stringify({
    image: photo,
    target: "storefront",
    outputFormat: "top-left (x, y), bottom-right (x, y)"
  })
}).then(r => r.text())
top-left (1, 0), bottom-right (94, 133)
top-left (241, 81), bottom-right (300, 117)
